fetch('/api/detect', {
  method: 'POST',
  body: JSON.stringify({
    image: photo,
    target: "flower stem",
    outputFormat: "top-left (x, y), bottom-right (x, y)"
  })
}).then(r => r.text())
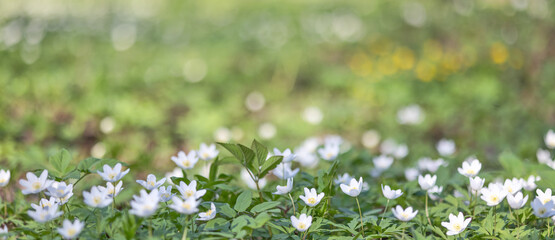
top-left (425, 194), bottom-right (432, 226)
top-left (288, 193), bottom-right (296, 215)
top-left (255, 180), bottom-right (264, 203)
top-left (355, 197), bottom-right (365, 238)
top-left (492, 206), bottom-right (497, 236)
top-left (148, 218), bottom-right (153, 238)
top-left (380, 199), bottom-right (390, 225)
top-left (181, 215), bottom-right (190, 240)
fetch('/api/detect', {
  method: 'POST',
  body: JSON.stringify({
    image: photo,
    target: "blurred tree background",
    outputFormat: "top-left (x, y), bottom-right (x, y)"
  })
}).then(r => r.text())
top-left (0, 0), bottom-right (554, 172)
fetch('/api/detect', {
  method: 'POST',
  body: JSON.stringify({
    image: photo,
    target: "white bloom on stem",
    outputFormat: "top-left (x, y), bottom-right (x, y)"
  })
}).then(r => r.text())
top-left (391, 205), bottom-right (418, 221)
top-left (393, 144), bottom-right (409, 159)
top-left (507, 192), bottom-right (528, 209)
top-left (418, 158), bottom-right (447, 173)
top-left (436, 139), bottom-right (456, 157)
top-left (340, 177), bottom-right (363, 197)
top-left (198, 143), bottom-right (219, 161)
top-left (523, 175), bottom-right (540, 191)
top-left (130, 189), bottom-right (160, 217)
top-left (176, 180), bottom-right (207, 199)
top-left (418, 174), bottom-right (437, 191)
top-left (83, 186), bottom-right (112, 208)
top-left (373, 155), bottom-right (394, 170)
top-left (171, 151), bottom-right (199, 170)
top-left (537, 149), bottom-right (552, 164)
top-left (98, 181), bottom-right (123, 198)
top-left (273, 178), bottom-right (293, 195)
top-left (480, 184), bottom-right (508, 206)
top-left (404, 168), bottom-right (419, 181)
top-left (272, 162), bottom-right (300, 180)
top-left (20, 170), bottom-right (53, 195)
top-left (158, 186), bottom-right (175, 202)
top-left (0, 169), bottom-right (10, 187)
top-left (457, 159), bottom-right (481, 177)
top-left (273, 148), bottom-right (296, 162)
top-left (531, 198), bottom-right (555, 218)
top-left (381, 185), bottom-right (403, 200)
top-left (503, 178), bottom-right (523, 195)
top-left (198, 203), bottom-right (216, 221)
top-left (318, 143), bottom-right (340, 161)
top-left (46, 181), bottom-right (73, 199)
top-left (57, 219), bottom-right (84, 239)
top-left (291, 214), bottom-right (312, 232)
top-left (536, 188), bottom-right (554, 205)
top-left (428, 185), bottom-right (443, 200)
top-left (241, 169), bottom-right (266, 190)
top-left (441, 212), bottom-right (471, 236)
top-left (335, 173), bottom-right (352, 185)
top-left (545, 130), bottom-right (555, 149)
top-left (31, 197), bottom-right (57, 210)
top-left (469, 177), bottom-right (485, 195)
top-left (27, 204), bottom-right (63, 223)
top-left (299, 188), bottom-right (324, 207)
top-left (136, 174), bottom-right (166, 191)
top-left (97, 163), bottom-right (129, 182)
top-left (169, 196), bottom-right (199, 215)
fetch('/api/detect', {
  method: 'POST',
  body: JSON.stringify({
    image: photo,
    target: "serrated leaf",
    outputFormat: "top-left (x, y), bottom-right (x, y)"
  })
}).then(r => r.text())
top-left (234, 190), bottom-right (252, 212)
top-left (49, 149), bottom-right (72, 177)
top-left (259, 156), bottom-right (283, 178)
top-left (219, 204), bottom-right (237, 218)
top-left (251, 139), bottom-right (268, 167)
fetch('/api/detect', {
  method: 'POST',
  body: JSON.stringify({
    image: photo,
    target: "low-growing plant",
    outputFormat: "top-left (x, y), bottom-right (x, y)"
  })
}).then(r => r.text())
top-left (1, 136), bottom-right (555, 239)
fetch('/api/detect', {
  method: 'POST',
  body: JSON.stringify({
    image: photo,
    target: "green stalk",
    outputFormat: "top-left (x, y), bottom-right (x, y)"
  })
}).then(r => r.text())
top-left (355, 197), bottom-right (365, 238)
top-left (425, 194), bottom-right (432, 226)
top-left (380, 199), bottom-right (390, 225)
top-left (288, 193), bottom-right (296, 215)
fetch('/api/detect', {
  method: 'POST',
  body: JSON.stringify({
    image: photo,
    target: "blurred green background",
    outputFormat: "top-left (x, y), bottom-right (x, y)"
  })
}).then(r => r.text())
top-left (1, 0), bottom-right (554, 173)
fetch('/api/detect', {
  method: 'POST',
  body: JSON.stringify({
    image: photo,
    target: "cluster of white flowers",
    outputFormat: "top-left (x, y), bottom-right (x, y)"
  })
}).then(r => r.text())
top-left (537, 130), bottom-right (555, 170)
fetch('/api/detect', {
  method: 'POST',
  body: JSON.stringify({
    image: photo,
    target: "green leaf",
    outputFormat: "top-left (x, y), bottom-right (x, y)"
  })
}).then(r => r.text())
top-left (238, 144), bottom-right (256, 173)
top-left (219, 204), bottom-right (237, 218)
top-left (234, 190), bottom-right (252, 212)
top-left (209, 157), bottom-right (219, 182)
top-left (259, 156), bottom-right (283, 178)
top-left (49, 149), bottom-right (72, 177)
top-left (250, 212), bottom-right (271, 229)
top-left (251, 139), bottom-right (268, 167)
top-left (77, 157), bottom-right (101, 172)
top-left (250, 201), bottom-right (281, 213)
top-left (218, 143), bottom-right (244, 162)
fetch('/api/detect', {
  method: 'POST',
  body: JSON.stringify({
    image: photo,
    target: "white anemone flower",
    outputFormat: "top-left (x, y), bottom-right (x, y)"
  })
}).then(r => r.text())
top-left (171, 151), bottom-right (199, 170)
top-left (0, 169), bottom-right (10, 187)
top-left (158, 186), bottom-right (175, 202)
top-left (480, 184), bottom-right (508, 206)
top-left (169, 196), bottom-right (199, 215)
top-left (97, 163), bottom-right (130, 182)
top-left (428, 185), bottom-right (443, 200)
top-left (176, 180), bottom-right (206, 199)
top-left (299, 188), bottom-right (325, 207)
top-left (273, 178), bottom-right (293, 195)
top-left (469, 176), bottom-right (485, 195)
top-left (536, 189), bottom-right (554, 205)
top-left (381, 185), bottom-right (403, 200)
top-left (20, 170), bottom-right (53, 195)
top-left (291, 214), bottom-right (312, 232)
top-left (503, 178), bottom-right (523, 195)
top-left (457, 159), bottom-right (481, 177)
top-left (136, 174), bottom-right (166, 191)
top-left (83, 186), bottom-right (112, 208)
top-left (523, 175), bottom-right (541, 191)
top-left (545, 130), bottom-right (555, 149)
top-left (27, 204), bottom-right (63, 223)
top-left (57, 219), bottom-right (84, 239)
top-left (418, 174), bottom-right (437, 191)
top-left (334, 173), bottom-right (352, 185)
top-left (507, 192), bottom-right (528, 209)
top-left (317, 143), bottom-right (340, 161)
top-left (130, 189), bottom-right (160, 217)
top-left (273, 148), bottom-right (296, 162)
top-left (340, 177), bottom-right (363, 197)
top-left (98, 181), bottom-right (123, 198)
top-left (46, 181), bottom-right (73, 199)
top-left (531, 198), bottom-right (555, 218)
top-left (418, 157), bottom-right (447, 173)
top-left (392, 205), bottom-right (418, 221)
top-left (198, 203), bottom-right (216, 221)
top-left (272, 162), bottom-right (300, 180)
top-left (198, 143), bottom-right (219, 161)
top-left (441, 212), bottom-right (471, 236)
top-left (404, 168), bottom-right (419, 181)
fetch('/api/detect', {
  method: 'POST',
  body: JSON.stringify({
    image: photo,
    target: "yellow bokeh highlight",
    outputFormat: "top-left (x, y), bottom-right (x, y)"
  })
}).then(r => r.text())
top-left (422, 40), bottom-right (443, 62)
top-left (349, 52), bottom-right (373, 77)
top-left (376, 56), bottom-right (398, 76)
top-left (415, 61), bottom-right (436, 82)
top-left (392, 47), bottom-right (415, 70)
top-left (490, 42), bottom-right (508, 64)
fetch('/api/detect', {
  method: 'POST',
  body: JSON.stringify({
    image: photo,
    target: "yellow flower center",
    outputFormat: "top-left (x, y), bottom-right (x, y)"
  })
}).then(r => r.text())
top-left (453, 223), bottom-right (461, 231)
top-left (183, 203), bottom-right (191, 210)
top-left (149, 181), bottom-right (155, 186)
top-left (308, 198), bottom-right (316, 204)
top-left (202, 153), bottom-right (210, 159)
top-left (183, 160), bottom-right (190, 167)
top-left (326, 153), bottom-right (333, 159)
top-left (93, 197), bottom-right (101, 204)
top-left (185, 190), bottom-right (194, 198)
top-left (490, 196), bottom-right (499, 203)
top-left (401, 213), bottom-right (409, 219)
top-left (67, 228), bottom-right (76, 236)
top-left (466, 169), bottom-right (475, 175)
top-left (539, 209), bottom-right (546, 215)
top-left (205, 209), bottom-right (213, 215)
top-left (108, 173), bottom-right (116, 180)
top-left (298, 223), bottom-right (306, 230)
top-left (32, 182), bottom-right (42, 190)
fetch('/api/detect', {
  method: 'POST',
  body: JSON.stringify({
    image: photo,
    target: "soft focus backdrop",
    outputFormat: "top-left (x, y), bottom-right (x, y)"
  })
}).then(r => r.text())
top-left (1, 0), bottom-right (555, 173)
